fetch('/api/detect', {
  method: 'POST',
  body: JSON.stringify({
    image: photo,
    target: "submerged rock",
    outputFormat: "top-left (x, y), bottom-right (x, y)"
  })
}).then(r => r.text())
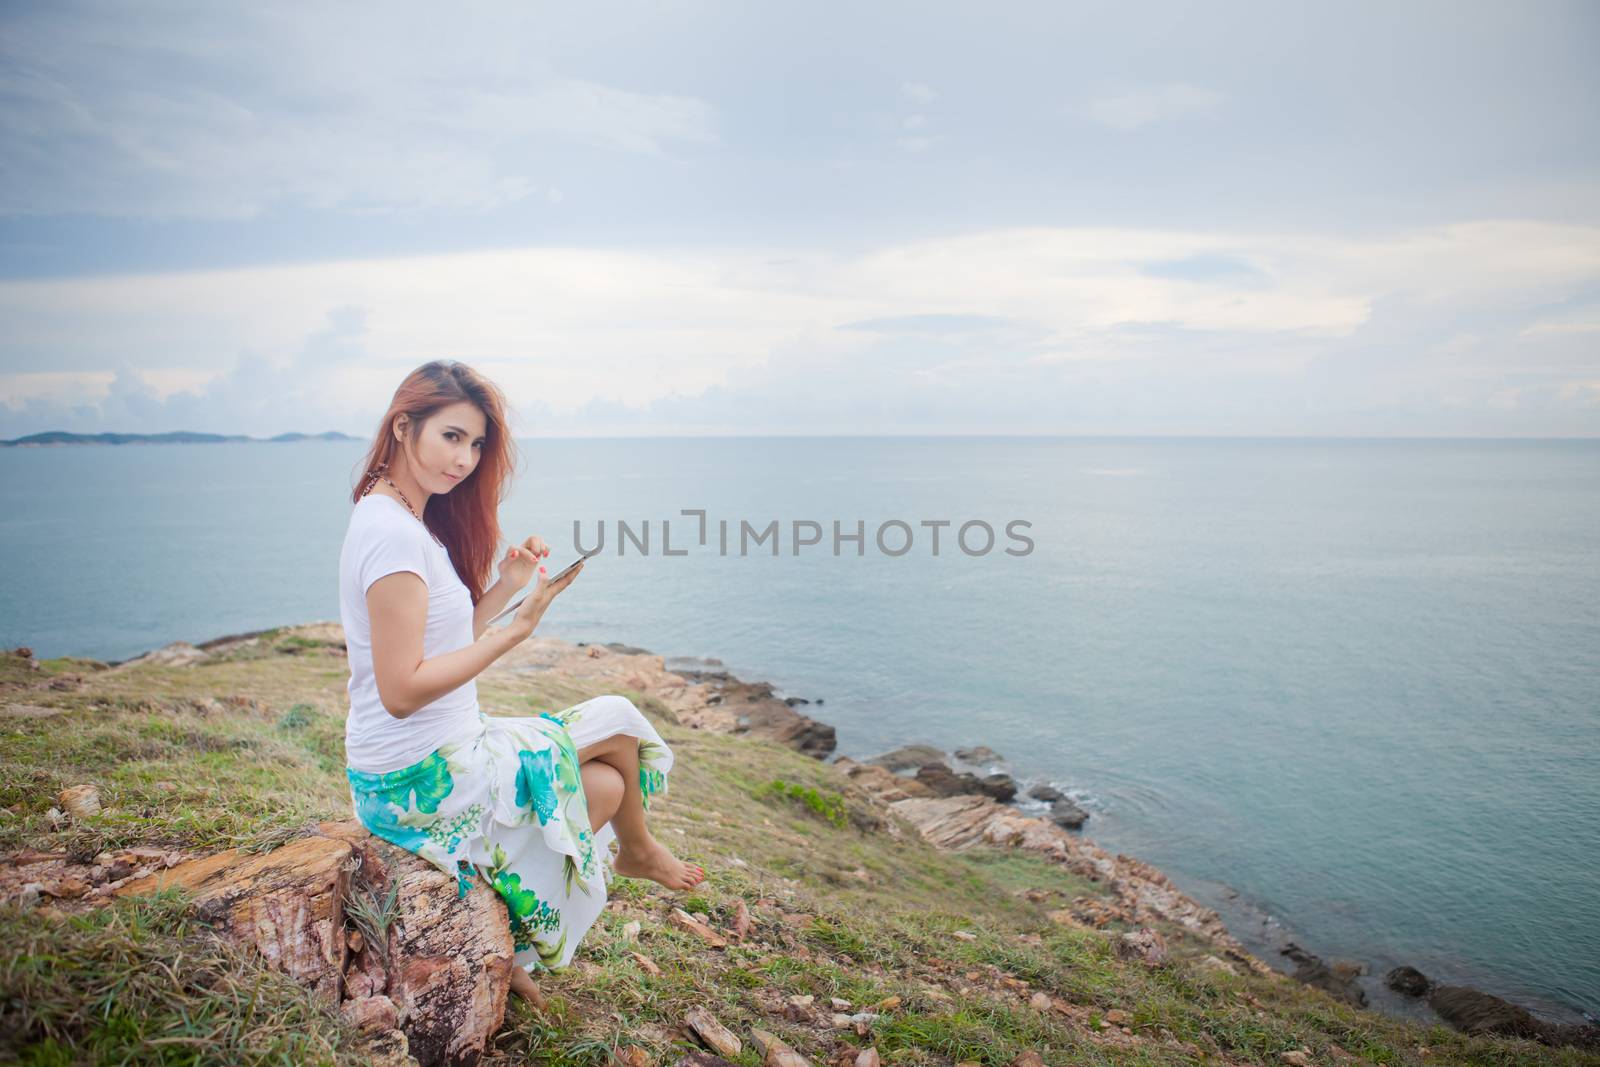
top-left (1279, 941), bottom-right (1367, 1007)
top-left (1388, 964), bottom-right (1600, 1050)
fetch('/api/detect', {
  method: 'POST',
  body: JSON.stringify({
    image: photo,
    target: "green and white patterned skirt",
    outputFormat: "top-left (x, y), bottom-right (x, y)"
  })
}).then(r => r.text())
top-left (345, 694), bottom-right (672, 973)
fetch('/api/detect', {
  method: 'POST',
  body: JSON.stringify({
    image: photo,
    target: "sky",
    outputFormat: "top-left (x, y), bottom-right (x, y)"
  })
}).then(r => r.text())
top-left (1, 0), bottom-right (1598, 439)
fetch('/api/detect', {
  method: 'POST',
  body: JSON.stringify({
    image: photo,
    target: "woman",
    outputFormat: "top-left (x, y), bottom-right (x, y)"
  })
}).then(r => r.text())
top-left (338, 360), bottom-right (704, 1005)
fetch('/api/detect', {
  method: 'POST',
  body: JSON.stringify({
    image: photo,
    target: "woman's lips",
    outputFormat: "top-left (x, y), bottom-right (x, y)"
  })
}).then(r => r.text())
top-left (444, 472), bottom-right (461, 482)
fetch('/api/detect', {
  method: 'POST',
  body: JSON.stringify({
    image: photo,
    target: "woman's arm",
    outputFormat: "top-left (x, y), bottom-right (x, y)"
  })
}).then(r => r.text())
top-left (471, 576), bottom-right (518, 640)
top-left (366, 560), bottom-right (582, 719)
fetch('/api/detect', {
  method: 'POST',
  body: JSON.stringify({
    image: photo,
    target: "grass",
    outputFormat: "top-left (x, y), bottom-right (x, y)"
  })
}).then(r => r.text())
top-left (343, 875), bottom-right (401, 967)
top-left (3, 632), bottom-right (1597, 1066)
top-left (753, 777), bottom-right (850, 829)
top-left (0, 886), bottom-right (360, 1065)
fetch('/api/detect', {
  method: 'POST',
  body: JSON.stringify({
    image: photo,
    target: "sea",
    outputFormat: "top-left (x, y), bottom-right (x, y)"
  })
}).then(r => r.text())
top-left (2, 435), bottom-right (1596, 1026)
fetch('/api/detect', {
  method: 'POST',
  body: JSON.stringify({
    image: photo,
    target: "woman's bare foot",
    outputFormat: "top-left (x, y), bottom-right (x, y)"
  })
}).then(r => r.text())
top-left (508, 965), bottom-right (547, 1010)
top-left (612, 835), bottom-right (706, 890)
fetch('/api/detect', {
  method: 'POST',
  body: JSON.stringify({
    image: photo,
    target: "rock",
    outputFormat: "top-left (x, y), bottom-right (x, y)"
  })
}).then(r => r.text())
top-left (114, 835), bottom-right (352, 1003)
top-left (1279, 1052), bottom-right (1311, 1067)
top-left (866, 744), bottom-right (946, 772)
top-left (731, 899), bottom-right (752, 941)
top-left (614, 1045), bottom-right (651, 1067)
top-left (749, 708), bottom-right (837, 760)
top-left (622, 919), bottom-right (641, 941)
top-left (913, 763), bottom-right (988, 798)
top-left (58, 784), bottom-right (101, 819)
top-left (670, 907), bottom-right (729, 948)
top-left (1427, 984), bottom-right (1548, 1042)
top-left (1026, 783), bottom-right (1064, 803)
top-left (111, 641), bottom-right (209, 669)
top-left (749, 1027), bottom-right (812, 1067)
top-left (1385, 965), bottom-right (1431, 996)
top-left (1279, 942), bottom-right (1366, 1007)
top-left (40, 875), bottom-right (90, 899)
top-left (911, 762), bottom-right (1016, 803)
top-left (829, 758), bottom-right (931, 802)
top-left (1388, 964), bottom-right (1600, 1050)
top-left (1103, 1009), bottom-right (1131, 1025)
top-left (1047, 798), bottom-right (1089, 829)
top-left (953, 745), bottom-right (1003, 764)
top-left (1029, 991), bottom-right (1052, 1011)
top-left (685, 1006), bottom-right (742, 1058)
top-left (978, 773), bottom-right (1017, 802)
top-left (854, 1049), bottom-right (880, 1067)
top-left (1010, 1053), bottom-right (1046, 1067)
top-left (1195, 955), bottom-right (1238, 977)
top-left (1115, 928), bottom-right (1168, 968)
top-left (872, 995), bottom-right (900, 1011)
top-left (629, 951), bottom-right (661, 975)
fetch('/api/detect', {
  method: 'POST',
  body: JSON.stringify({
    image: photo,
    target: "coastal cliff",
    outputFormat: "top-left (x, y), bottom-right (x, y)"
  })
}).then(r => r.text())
top-left (1, 624), bottom-right (1594, 1066)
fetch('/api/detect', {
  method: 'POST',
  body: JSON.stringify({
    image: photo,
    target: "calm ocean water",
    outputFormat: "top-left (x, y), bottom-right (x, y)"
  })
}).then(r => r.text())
top-left (2, 436), bottom-right (1596, 1024)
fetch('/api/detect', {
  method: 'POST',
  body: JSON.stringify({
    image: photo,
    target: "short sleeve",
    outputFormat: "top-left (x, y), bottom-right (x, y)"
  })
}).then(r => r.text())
top-left (356, 513), bottom-right (430, 596)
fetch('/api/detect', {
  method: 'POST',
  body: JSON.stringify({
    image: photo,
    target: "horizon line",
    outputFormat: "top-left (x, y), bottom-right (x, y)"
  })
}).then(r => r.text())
top-left (6, 428), bottom-right (1600, 444)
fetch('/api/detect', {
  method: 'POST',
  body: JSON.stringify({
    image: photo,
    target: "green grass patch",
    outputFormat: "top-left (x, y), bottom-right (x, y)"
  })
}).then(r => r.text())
top-left (753, 777), bottom-right (848, 829)
top-left (0, 887), bottom-right (359, 1065)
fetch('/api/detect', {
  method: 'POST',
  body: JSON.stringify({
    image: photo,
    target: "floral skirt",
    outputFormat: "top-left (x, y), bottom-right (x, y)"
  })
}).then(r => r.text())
top-left (345, 694), bottom-right (672, 973)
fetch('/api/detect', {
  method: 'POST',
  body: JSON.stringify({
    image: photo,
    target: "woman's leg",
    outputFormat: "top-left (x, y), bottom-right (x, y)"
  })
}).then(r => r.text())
top-left (577, 732), bottom-right (704, 889)
top-left (581, 758), bottom-right (625, 832)
top-left (508, 965), bottom-right (547, 1008)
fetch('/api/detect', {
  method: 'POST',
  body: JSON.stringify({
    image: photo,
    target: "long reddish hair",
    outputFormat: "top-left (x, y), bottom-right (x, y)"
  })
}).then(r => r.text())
top-left (350, 360), bottom-right (520, 604)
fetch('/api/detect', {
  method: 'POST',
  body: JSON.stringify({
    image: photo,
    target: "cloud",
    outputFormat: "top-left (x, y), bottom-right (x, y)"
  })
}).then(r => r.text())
top-left (838, 314), bottom-right (1025, 335)
top-left (0, 6), bottom-right (718, 220)
top-left (1081, 82), bottom-right (1226, 131)
top-left (895, 134), bottom-right (945, 153)
top-left (2, 220), bottom-right (1598, 438)
top-left (900, 81), bottom-right (938, 104)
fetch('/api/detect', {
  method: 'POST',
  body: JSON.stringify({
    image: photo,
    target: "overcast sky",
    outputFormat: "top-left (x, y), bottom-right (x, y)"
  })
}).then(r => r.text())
top-left (2, 0), bottom-right (1598, 439)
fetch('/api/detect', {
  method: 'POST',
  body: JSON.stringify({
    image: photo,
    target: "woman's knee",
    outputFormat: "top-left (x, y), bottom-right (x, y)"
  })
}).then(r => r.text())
top-left (588, 693), bottom-right (642, 720)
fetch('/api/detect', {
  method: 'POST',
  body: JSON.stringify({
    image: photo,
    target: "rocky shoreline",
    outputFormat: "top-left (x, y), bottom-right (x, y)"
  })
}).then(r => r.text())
top-left (30, 623), bottom-right (1600, 1051)
top-left (483, 628), bottom-right (1598, 1049)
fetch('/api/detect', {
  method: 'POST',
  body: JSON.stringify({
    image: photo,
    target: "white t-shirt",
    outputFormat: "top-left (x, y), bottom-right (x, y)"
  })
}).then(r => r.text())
top-left (339, 492), bottom-right (482, 773)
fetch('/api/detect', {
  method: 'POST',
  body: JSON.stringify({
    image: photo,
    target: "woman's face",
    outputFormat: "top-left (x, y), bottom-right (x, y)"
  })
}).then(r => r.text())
top-left (400, 400), bottom-right (487, 494)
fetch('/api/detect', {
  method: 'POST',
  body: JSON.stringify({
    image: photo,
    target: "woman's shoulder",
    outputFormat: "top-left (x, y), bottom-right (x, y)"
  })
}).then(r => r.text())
top-left (346, 494), bottom-right (430, 546)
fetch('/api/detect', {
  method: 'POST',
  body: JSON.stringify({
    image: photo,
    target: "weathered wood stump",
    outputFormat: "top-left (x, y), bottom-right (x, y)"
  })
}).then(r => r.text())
top-left (115, 820), bottom-right (520, 1067)
top-left (115, 835), bottom-right (352, 1003)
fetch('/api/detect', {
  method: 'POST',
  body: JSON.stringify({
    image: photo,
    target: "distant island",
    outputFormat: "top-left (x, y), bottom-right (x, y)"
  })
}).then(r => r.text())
top-left (0, 430), bottom-right (359, 447)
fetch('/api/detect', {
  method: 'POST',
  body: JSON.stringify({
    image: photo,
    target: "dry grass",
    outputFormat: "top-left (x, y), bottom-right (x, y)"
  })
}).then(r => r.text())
top-left (0, 887), bottom-right (360, 1065)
